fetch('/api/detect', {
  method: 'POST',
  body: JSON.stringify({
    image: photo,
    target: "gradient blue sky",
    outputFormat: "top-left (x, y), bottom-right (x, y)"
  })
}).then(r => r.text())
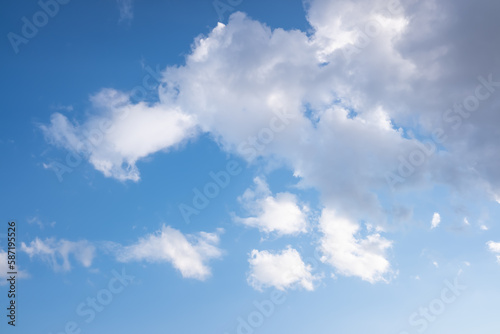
top-left (2, 0), bottom-right (500, 333)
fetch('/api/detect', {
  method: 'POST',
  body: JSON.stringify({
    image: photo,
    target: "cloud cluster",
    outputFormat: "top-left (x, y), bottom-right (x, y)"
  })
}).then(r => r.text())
top-left (43, 0), bottom-right (500, 199)
top-left (41, 0), bottom-right (500, 287)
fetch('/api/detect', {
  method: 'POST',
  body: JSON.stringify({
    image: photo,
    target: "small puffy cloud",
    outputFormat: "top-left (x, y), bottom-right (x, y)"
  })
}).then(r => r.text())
top-left (21, 238), bottom-right (95, 272)
top-left (431, 212), bottom-right (441, 229)
top-left (318, 208), bottom-right (393, 283)
top-left (480, 225), bottom-right (489, 231)
top-left (487, 241), bottom-right (500, 264)
top-left (487, 241), bottom-right (500, 253)
top-left (114, 225), bottom-right (223, 280)
top-left (41, 89), bottom-right (196, 181)
top-left (247, 246), bottom-right (320, 291)
top-left (235, 177), bottom-right (308, 236)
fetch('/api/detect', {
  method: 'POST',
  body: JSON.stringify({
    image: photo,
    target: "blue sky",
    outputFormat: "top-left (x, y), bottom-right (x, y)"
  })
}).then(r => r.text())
top-left (2, 0), bottom-right (500, 333)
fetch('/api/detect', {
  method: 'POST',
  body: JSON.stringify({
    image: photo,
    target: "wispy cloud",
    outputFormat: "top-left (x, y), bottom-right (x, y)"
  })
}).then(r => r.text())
top-left (27, 216), bottom-right (56, 229)
top-left (117, 0), bottom-right (134, 24)
top-left (111, 225), bottom-right (223, 280)
top-left (21, 238), bottom-right (95, 272)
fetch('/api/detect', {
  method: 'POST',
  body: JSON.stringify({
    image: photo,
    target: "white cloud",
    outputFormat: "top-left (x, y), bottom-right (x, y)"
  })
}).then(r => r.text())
top-left (117, 0), bottom-right (134, 23)
top-left (307, 0), bottom-right (409, 62)
top-left (21, 238), bottom-right (95, 272)
top-left (0, 250), bottom-right (11, 284)
top-left (178, 2), bottom-right (500, 218)
top-left (318, 208), bottom-right (393, 283)
top-left (247, 246), bottom-right (320, 291)
top-left (153, 11), bottom-right (442, 225)
top-left (0, 250), bottom-right (29, 285)
top-left (487, 241), bottom-right (500, 253)
top-left (235, 177), bottom-right (308, 236)
top-left (487, 241), bottom-right (500, 264)
top-left (114, 225), bottom-right (223, 280)
top-left (431, 212), bottom-right (441, 229)
top-left (41, 89), bottom-right (196, 181)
